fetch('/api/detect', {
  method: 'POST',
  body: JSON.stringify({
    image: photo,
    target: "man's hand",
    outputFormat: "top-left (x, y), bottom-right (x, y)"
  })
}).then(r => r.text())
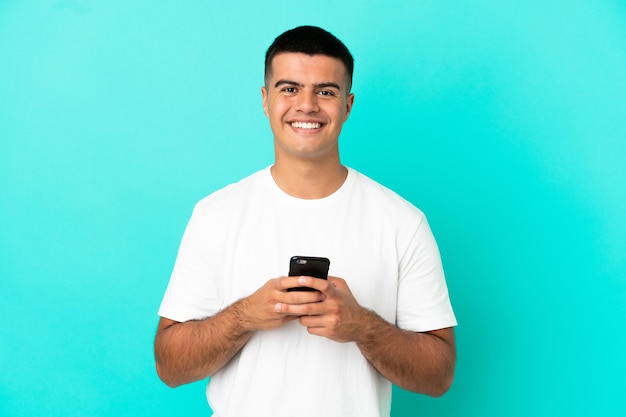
top-left (240, 275), bottom-right (326, 332)
top-left (274, 276), bottom-right (367, 343)
top-left (155, 275), bottom-right (325, 387)
top-left (273, 275), bottom-right (456, 396)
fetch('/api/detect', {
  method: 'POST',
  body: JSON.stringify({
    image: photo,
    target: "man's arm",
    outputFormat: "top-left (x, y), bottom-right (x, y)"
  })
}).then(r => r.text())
top-left (154, 276), bottom-right (324, 387)
top-left (277, 276), bottom-right (456, 397)
top-left (353, 314), bottom-right (455, 397)
top-left (154, 302), bottom-right (252, 388)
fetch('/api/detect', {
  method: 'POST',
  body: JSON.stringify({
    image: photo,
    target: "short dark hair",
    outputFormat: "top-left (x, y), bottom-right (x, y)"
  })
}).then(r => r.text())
top-left (264, 26), bottom-right (354, 88)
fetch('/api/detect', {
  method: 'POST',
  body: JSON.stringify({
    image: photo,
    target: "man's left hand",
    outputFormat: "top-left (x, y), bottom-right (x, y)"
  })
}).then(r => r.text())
top-left (275, 275), bottom-right (367, 343)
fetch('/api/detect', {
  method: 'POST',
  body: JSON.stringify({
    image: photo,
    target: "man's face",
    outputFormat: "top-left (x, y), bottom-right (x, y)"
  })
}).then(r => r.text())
top-left (262, 53), bottom-right (354, 163)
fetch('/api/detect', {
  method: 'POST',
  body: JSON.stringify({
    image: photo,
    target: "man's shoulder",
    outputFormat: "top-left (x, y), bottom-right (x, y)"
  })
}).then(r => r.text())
top-left (351, 168), bottom-right (425, 218)
top-left (194, 167), bottom-right (269, 211)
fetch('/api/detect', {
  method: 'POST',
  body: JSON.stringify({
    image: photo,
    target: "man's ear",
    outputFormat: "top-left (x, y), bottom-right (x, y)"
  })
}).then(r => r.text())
top-left (261, 86), bottom-right (269, 117)
top-left (344, 93), bottom-right (355, 122)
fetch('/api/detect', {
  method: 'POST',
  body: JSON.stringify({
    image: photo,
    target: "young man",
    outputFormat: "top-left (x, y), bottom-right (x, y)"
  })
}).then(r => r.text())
top-left (155, 26), bottom-right (457, 417)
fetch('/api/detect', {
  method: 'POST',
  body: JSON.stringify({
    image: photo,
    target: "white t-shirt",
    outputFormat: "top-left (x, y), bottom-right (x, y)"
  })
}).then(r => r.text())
top-left (159, 167), bottom-right (457, 417)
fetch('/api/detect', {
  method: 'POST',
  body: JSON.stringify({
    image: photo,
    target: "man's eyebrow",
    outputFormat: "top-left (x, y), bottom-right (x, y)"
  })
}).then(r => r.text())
top-left (274, 79), bottom-right (302, 88)
top-left (315, 82), bottom-right (342, 91)
top-left (273, 80), bottom-right (342, 91)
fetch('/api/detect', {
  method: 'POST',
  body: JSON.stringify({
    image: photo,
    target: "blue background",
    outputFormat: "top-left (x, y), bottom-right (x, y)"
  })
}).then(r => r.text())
top-left (1, 1), bottom-right (625, 415)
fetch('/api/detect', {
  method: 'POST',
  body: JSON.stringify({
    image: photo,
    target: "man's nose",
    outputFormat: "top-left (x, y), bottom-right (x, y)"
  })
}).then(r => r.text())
top-left (294, 91), bottom-right (319, 113)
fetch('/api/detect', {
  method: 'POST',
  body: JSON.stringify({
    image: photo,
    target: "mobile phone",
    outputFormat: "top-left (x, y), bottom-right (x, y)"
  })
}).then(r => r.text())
top-left (287, 256), bottom-right (330, 292)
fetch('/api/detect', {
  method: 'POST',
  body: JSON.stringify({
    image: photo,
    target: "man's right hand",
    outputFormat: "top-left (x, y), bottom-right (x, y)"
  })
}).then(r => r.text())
top-left (155, 275), bottom-right (325, 387)
top-left (239, 275), bottom-right (326, 332)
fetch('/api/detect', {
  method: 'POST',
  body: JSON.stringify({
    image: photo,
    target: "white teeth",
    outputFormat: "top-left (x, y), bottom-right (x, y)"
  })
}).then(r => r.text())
top-left (291, 121), bottom-right (321, 129)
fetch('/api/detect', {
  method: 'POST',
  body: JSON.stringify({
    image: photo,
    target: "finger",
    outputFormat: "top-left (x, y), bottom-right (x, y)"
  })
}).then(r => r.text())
top-left (294, 275), bottom-right (333, 292)
top-left (275, 276), bottom-right (305, 291)
top-left (276, 298), bottom-right (325, 316)
top-left (270, 283), bottom-right (323, 317)
top-left (282, 289), bottom-right (325, 305)
top-left (327, 276), bottom-right (347, 289)
top-left (275, 302), bottom-right (308, 316)
top-left (298, 315), bottom-right (325, 328)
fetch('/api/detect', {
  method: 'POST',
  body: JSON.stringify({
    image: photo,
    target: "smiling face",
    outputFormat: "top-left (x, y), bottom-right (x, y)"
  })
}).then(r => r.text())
top-left (262, 53), bottom-right (354, 165)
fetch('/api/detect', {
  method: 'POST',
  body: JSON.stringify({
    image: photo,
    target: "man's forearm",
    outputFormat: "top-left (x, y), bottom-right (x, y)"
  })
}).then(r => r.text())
top-left (154, 301), bottom-right (253, 387)
top-left (355, 310), bottom-right (456, 397)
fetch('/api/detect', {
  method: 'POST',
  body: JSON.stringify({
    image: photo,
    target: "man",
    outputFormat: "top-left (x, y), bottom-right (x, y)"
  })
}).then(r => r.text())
top-left (155, 25), bottom-right (457, 417)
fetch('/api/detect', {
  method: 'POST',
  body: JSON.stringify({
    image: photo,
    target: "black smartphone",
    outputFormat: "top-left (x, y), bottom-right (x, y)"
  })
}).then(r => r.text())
top-left (287, 256), bottom-right (330, 292)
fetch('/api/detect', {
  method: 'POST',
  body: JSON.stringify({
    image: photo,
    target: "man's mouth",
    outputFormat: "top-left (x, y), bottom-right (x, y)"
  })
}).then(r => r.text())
top-left (290, 121), bottom-right (322, 130)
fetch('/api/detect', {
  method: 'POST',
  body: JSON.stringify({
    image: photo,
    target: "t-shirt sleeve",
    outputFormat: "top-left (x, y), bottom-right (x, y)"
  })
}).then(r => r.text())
top-left (158, 204), bottom-right (224, 322)
top-left (396, 214), bottom-right (457, 332)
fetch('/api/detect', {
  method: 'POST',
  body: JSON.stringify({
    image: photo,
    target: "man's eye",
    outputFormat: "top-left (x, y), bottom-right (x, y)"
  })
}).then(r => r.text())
top-left (283, 87), bottom-right (297, 93)
top-left (319, 90), bottom-right (335, 96)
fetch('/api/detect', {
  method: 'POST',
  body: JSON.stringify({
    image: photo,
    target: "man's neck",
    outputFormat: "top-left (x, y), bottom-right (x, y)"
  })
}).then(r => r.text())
top-left (270, 160), bottom-right (348, 200)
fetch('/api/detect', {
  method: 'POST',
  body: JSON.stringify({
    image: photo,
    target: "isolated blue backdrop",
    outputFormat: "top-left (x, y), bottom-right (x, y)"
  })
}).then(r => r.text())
top-left (1, 1), bottom-right (625, 416)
